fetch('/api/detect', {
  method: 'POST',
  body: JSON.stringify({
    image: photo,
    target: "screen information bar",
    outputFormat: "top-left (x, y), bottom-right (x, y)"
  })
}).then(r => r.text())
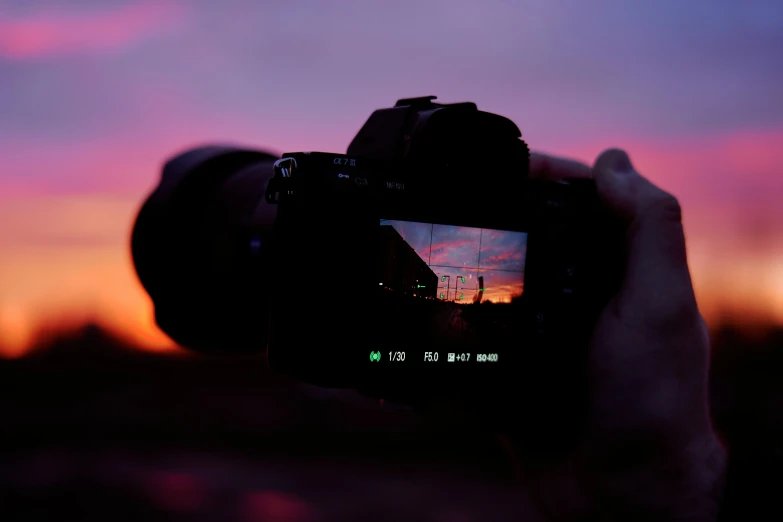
top-left (368, 351), bottom-right (499, 364)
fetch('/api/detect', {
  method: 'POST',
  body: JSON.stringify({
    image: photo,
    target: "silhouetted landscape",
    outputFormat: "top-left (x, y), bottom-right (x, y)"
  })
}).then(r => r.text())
top-left (0, 322), bottom-right (781, 521)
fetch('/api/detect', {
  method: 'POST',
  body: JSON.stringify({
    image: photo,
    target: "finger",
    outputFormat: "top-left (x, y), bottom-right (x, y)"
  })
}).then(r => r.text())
top-left (530, 152), bottom-right (592, 181)
top-left (592, 149), bottom-right (699, 330)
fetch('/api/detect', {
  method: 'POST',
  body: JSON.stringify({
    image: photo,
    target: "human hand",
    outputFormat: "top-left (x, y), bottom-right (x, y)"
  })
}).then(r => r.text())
top-left (520, 150), bottom-right (728, 521)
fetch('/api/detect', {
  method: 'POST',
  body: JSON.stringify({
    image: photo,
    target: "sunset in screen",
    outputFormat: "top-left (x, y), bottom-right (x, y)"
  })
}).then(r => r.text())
top-left (381, 220), bottom-right (526, 303)
top-left (1, 1), bottom-right (782, 358)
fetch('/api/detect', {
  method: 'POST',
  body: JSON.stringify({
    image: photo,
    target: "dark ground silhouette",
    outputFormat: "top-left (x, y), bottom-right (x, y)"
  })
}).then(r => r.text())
top-left (0, 322), bottom-right (780, 521)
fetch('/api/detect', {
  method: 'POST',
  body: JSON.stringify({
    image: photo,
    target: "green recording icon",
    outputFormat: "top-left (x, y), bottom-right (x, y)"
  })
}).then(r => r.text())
top-left (369, 351), bottom-right (381, 362)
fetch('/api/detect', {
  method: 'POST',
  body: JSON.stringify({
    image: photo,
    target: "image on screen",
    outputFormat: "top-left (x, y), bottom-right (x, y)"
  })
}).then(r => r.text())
top-left (377, 219), bottom-right (527, 353)
top-left (379, 219), bottom-right (526, 303)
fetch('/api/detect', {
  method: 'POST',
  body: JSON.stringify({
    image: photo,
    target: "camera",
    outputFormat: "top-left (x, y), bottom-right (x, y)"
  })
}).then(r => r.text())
top-left (132, 96), bottom-right (623, 410)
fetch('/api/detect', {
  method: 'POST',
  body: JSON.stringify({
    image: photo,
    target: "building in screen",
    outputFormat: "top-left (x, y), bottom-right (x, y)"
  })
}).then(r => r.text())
top-left (378, 226), bottom-right (438, 299)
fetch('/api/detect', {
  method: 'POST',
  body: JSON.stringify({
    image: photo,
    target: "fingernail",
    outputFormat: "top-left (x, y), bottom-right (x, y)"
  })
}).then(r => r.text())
top-left (608, 149), bottom-right (634, 174)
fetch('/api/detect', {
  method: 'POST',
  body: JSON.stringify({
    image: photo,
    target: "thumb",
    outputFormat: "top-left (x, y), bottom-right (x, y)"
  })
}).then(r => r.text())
top-left (592, 149), bottom-right (700, 331)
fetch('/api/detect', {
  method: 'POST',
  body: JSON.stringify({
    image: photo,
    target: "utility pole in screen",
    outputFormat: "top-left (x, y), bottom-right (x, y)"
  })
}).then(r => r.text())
top-left (454, 275), bottom-right (466, 302)
top-left (439, 275), bottom-right (450, 300)
top-left (473, 275), bottom-right (484, 304)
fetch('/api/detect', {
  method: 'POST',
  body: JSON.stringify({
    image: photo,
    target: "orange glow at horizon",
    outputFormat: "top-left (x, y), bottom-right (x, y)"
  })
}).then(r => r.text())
top-left (0, 193), bottom-right (782, 358)
top-left (475, 285), bottom-right (523, 304)
top-left (0, 193), bottom-right (179, 358)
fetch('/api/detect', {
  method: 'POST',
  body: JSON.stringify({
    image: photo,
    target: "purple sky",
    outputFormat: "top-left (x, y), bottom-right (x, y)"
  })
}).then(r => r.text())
top-left (2, 1), bottom-right (781, 180)
top-left (1, 0), bottom-right (780, 204)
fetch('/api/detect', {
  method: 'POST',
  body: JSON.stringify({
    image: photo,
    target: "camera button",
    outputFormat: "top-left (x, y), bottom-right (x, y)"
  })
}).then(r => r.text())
top-left (331, 171), bottom-right (360, 192)
top-left (274, 157), bottom-right (297, 177)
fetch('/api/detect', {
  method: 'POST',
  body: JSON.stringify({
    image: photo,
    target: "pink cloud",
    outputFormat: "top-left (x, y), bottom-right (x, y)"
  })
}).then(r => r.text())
top-left (480, 250), bottom-right (523, 269)
top-left (0, 112), bottom-right (283, 197)
top-left (0, 1), bottom-right (187, 59)
top-left (554, 128), bottom-right (783, 197)
top-left (428, 238), bottom-right (476, 265)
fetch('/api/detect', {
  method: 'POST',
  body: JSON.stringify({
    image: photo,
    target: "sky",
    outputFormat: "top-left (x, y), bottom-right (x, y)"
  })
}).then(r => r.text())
top-left (0, 0), bottom-right (782, 356)
top-left (381, 220), bottom-right (526, 303)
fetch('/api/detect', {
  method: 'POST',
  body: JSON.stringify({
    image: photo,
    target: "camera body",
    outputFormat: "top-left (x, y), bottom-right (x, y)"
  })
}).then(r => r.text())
top-left (262, 96), bottom-right (623, 404)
